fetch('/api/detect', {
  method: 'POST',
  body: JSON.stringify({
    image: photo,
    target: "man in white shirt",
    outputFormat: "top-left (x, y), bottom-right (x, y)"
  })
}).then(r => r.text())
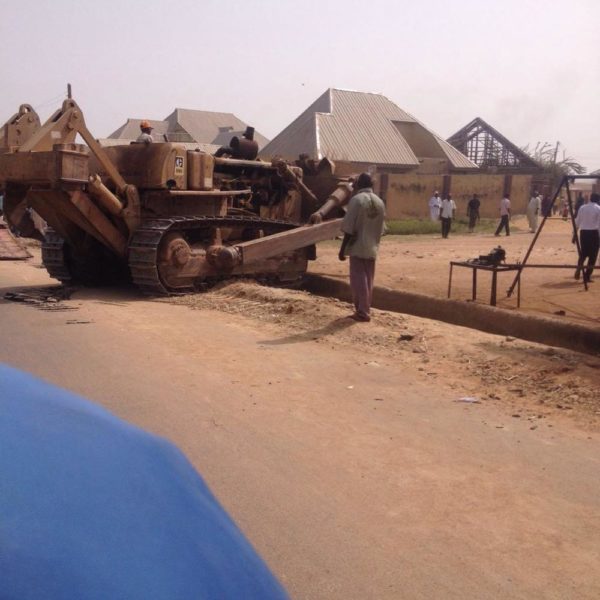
top-left (428, 191), bottom-right (441, 222)
top-left (526, 191), bottom-right (541, 233)
top-left (494, 194), bottom-right (511, 236)
top-left (574, 197), bottom-right (600, 283)
top-left (439, 194), bottom-right (456, 238)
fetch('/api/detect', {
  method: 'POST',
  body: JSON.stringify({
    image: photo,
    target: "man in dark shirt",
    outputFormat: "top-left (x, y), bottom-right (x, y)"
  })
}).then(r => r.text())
top-left (466, 194), bottom-right (480, 233)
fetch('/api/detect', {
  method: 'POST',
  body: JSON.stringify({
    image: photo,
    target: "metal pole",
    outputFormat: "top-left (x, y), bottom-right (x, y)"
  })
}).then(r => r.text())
top-left (507, 176), bottom-right (565, 297)
top-left (67, 83), bottom-right (72, 99)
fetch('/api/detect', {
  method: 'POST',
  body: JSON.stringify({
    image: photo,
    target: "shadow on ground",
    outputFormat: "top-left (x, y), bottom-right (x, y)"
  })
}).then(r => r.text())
top-left (259, 317), bottom-right (356, 346)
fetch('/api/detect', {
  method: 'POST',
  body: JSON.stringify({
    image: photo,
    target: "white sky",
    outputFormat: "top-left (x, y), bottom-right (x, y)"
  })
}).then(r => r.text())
top-left (1, 0), bottom-right (598, 169)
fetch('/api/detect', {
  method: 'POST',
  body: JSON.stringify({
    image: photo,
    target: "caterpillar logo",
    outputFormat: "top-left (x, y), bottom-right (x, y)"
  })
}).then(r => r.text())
top-left (174, 156), bottom-right (184, 176)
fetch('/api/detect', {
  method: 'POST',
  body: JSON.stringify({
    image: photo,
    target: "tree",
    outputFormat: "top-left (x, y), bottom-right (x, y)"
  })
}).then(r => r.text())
top-left (522, 141), bottom-right (586, 189)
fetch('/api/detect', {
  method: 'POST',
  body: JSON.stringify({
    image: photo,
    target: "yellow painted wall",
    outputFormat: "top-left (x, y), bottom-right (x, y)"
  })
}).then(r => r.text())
top-left (450, 174), bottom-right (505, 218)
top-left (384, 173), bottom-right (532, 219)
top-left (385, 174), bottom-right (445, 219)
top-left (509, 175), bottom-right (532, 215)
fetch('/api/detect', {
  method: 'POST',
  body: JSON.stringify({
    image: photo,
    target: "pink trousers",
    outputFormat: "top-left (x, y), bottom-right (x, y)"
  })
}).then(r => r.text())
top-left (349, 256), bottom-right (376, 318)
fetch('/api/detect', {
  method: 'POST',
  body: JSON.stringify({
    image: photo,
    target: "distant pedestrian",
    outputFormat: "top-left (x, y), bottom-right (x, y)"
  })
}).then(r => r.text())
top-left (574, 196), bottom-right (600, 283)
top-left (466, 194), bottom-right (480, 233)
top-left (494, 194), bottom-right (511, 236)
top-left (428, 191), bottom-right (441, 222)
top-left (561, 198), bottom-right (569, 219)
top-left (542, 194), bottom-right (552, 217)
top-left (526, 191), bottom-right (541, 232)
top-left (574, 193), bottom-right (585, 218)
top-left (439, 194), bottom-right (456, 238)
top-left (339, 172), bottom-right (386, 322)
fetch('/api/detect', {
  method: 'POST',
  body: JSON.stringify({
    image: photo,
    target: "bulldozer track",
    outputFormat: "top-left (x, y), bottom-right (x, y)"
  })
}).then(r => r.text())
top-left (128, 215), bottom-right (300, 295)
top-left (41, 230), bottom-right (72, 283)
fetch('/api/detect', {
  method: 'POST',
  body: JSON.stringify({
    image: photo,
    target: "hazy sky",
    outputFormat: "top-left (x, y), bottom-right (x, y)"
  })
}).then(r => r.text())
top-left (1, 0), bottom-right (598, 169)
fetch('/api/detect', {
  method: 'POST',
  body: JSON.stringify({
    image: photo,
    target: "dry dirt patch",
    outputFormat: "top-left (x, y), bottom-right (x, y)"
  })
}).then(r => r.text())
top-left (168, 280), bottom-right (600, 431)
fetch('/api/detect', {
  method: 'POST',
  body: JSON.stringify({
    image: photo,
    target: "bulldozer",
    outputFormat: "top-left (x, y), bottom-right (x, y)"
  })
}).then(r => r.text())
top-left (0, 99), bottom-right (352, 294)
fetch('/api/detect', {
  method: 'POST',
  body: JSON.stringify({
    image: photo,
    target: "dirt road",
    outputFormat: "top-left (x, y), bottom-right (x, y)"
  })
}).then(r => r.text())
top-left (1, 254), bottom-right (599, 599)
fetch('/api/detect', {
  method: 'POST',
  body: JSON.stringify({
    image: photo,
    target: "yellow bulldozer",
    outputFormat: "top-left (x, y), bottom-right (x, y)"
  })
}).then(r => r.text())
top-left (0, 99), bottom-right (351, 294)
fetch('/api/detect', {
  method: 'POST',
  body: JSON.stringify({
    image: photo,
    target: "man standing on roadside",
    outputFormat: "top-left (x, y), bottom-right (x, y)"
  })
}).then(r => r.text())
top-left (428, 191), bottom-right (441, 222)
top-left (526, 191), bottom-right (541, 233)
top-left (339, 173), bottom-right (386, 322)
top-left (466, 194), bottom-right (480, 233)
top-left (440, 193), bottom-right (456, 238)
top-left (574, 196), bottom-right (600, 283)
top-left (494, 194), bottom-right (511, 236)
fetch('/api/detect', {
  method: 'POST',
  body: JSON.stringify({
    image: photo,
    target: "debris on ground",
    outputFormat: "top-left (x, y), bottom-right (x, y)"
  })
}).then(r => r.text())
top-left (4, 286), bottom-right (76, 311)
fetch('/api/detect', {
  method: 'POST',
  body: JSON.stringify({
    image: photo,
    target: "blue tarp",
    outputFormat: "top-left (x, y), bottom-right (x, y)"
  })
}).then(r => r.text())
top-left (0, 364), bottom-right (288, 599)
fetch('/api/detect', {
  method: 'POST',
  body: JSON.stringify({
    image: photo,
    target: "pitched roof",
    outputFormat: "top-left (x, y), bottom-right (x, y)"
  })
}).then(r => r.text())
top-left (447, 117), bottom-right (542, 171)
top-left (164, 109), bottom-right (269, 148)
top-left (108, 119), bottom-right (169, 140)
top-left (109, 110), bottom-right (269, 149)
top-left (590, 168), bottom-right (600, 176)
top-left (260, 88), bottom-right (477, 170)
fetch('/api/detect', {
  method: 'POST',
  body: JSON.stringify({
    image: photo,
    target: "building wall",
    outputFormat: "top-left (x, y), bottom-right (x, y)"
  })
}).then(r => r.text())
top-left (384, 173), bottom-right (532, 219)
top-left (385, 173), bottom-right (444, 219)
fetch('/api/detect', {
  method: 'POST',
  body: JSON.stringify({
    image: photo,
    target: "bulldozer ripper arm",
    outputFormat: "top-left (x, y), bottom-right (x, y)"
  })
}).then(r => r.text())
top-left (207, 218), bottom-right (343, 269)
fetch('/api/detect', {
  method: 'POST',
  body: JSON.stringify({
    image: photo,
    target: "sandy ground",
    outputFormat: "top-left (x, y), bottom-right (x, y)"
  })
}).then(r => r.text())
top-left (310, 215), bottom-right (600, 328)
top-left (2, 246), bottom-right (600, 599)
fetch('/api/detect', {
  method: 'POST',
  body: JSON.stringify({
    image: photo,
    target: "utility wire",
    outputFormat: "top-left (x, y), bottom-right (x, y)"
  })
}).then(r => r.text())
top-left (33, 91), bottom-right (67, 112)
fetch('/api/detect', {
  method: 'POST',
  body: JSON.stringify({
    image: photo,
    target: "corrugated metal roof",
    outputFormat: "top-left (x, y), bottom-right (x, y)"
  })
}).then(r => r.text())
top-left (261, 89), bottom-right (419, 166)
top-left (258, 92), bottom-right (330, 160)
top-left (316, 89), bottom-right (419, 165)
top-left (166, 109), bottom-right (269, 149)
top-left (435, 137), bottom-right (480, 170)
top-left (260, 88), bottom-right (477, 169)
top-left (108, 119), bottom-right (169, 140)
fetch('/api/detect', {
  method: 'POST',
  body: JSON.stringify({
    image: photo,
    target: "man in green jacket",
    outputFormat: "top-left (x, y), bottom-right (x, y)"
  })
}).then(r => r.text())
top-left (338, 173), bottom-right (386, 322)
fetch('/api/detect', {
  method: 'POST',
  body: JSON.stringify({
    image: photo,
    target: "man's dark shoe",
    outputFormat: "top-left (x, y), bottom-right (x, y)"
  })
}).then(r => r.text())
top-left (349, 313), bottom-right (371, 322)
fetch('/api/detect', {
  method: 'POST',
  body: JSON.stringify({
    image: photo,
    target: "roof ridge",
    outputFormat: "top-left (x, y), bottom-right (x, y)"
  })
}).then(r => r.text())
top-left (330, 87), bottom-right (386, 97)
top-left (173, 107), bottom-right (236, 115)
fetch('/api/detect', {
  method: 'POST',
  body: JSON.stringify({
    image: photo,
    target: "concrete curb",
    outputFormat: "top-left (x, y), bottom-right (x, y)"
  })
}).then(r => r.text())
top-left (303, 274), bottom-right (600, 357)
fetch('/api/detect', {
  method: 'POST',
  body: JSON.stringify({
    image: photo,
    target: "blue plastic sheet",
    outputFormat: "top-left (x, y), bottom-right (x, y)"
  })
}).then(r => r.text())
top-left (0, 364), bottom-right (288, 599)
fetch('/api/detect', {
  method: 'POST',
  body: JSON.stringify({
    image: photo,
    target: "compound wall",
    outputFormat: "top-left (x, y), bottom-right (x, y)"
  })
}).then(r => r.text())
top-left (383, 172), bottom-right (532, 219)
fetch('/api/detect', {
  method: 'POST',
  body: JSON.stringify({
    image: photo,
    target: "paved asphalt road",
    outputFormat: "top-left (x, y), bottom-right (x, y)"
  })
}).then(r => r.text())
top-left (2, 259), bottom-right (599, 599)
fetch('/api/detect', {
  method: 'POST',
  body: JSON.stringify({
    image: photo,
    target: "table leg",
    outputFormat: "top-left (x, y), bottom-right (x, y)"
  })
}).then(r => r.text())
top-left (448, 264), bottom-right (453, 298)
top-left (491, 269), bottom-right (497, 306)
top-left (472, 267), bottom-right (477, 301)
